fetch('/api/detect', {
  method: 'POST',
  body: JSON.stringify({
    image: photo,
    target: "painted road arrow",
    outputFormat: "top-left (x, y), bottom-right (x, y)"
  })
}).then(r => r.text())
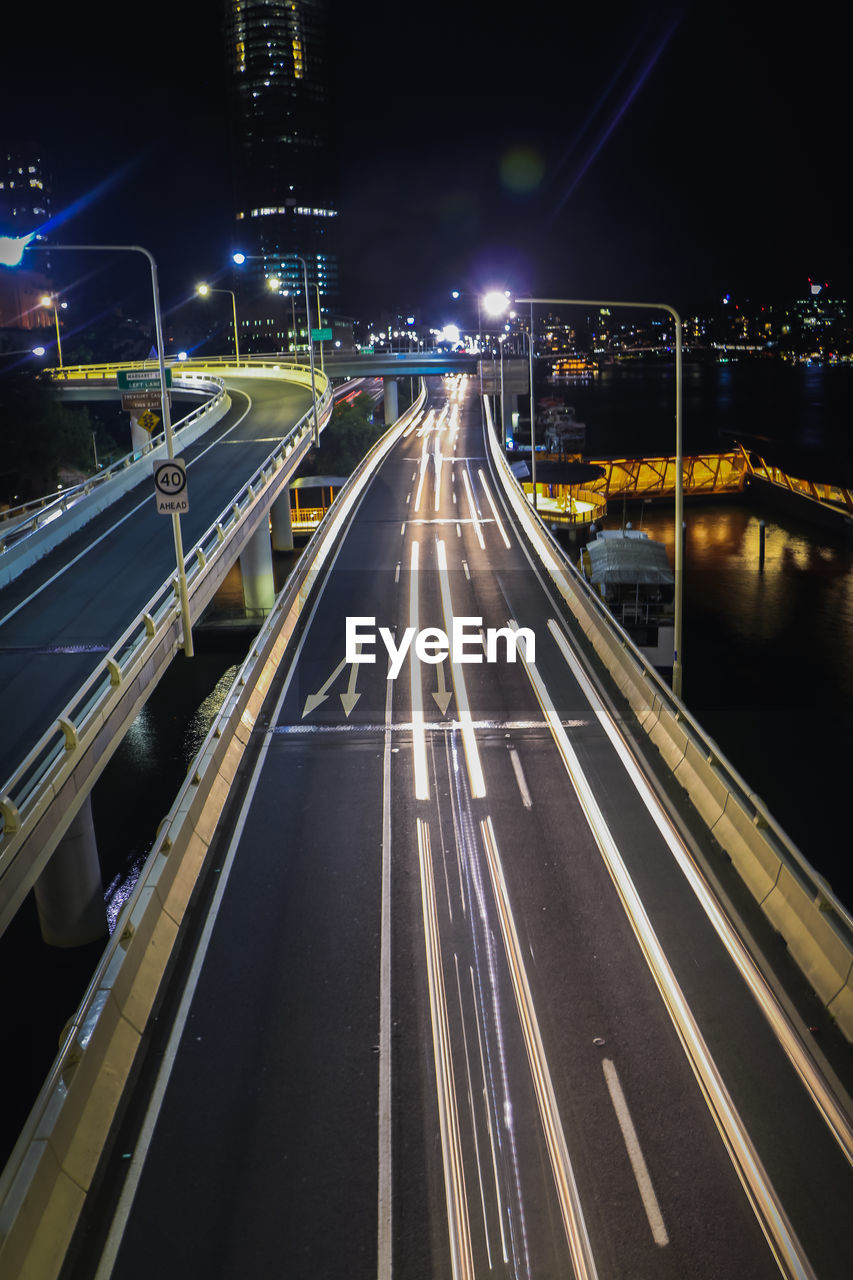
top-left (432, 658), bottom-right (452, 715)
top-left (302, 648), bottom-right (362, 719)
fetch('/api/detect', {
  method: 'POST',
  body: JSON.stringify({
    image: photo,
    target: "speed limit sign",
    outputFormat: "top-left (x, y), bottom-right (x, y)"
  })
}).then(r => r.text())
top-left (153, 457), bottom-right (189, 514)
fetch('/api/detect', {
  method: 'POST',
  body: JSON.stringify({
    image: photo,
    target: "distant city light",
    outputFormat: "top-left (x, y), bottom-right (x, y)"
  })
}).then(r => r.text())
top-left (442, 324), bottom-right (461, 345)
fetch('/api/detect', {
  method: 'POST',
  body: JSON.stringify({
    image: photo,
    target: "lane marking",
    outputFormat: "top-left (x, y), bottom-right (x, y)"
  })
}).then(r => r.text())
top-left (602, 1059), bottom-right (669, 1247)
top-left (436, 538), bottom-right (486, 799)
top-left (461, 468), bottom-right (485, 551)
top-left (409, 539), bottom-right (429, 801)
top-left (417, 818), bottom-right (476, 1280)
top-left (508, 747), bottom-right (532, 809)
top-left (469, 964), bottom-right (509, 1263)
top-left (545, 619), bottom-right (853, 1168)
top-left (477, 470), bottom-right (511, 549)
top-left (454, 953), bottom-right (494, 1269)
top-left (511, 622), bottom-right (818, 1280)
top-left (479, 815), bottom-right (599, 1279)
top-left (377, 665), bottom-right (394, 1278)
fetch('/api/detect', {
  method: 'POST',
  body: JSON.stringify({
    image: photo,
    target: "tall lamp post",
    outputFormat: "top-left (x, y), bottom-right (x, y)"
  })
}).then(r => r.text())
top-left (5, 238), bottom-right (194, 656)
top-left (517, 295), bottom-right (684, 698)
top-left (196, 283), bottom-right (241, 366)
top-left (267, 276), bottom-right (298, 354)
top-left (40, 293), bottom-right (67, 369)
top-left (235, 250), bottom-right (319, 446)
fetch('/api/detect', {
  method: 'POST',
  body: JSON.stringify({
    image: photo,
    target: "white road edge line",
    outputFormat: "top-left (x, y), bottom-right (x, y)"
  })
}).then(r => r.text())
top-left (377, 661), bottom-right (394, 1278)
top-left (477, 469), bottom-right (511, 549)
top-left (511, 620), bottom-right (818, 1280)
top-left (545, 619), bottom-right (853, 1169)
top-left (479, 815), bottom-right (599, 1280)
top-left (601, 1058), bottom-right (669, 1247)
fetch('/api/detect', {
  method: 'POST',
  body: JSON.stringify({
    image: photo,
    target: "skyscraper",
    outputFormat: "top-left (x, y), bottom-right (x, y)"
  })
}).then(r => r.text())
top-left (224, 0), bottom-right (339, 318)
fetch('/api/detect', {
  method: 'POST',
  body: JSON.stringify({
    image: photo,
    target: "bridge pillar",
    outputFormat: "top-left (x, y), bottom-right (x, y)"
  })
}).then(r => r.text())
top-left (34, 794), bottom-right (107, 947)
top-left (271, 489), bottom-right (294, 551)
top-left (129, 411), bottom-right (151, 455)
top-left (383, 378), bottom-right (399, 425)
top-left (240, 521), bottom-right (276, 614)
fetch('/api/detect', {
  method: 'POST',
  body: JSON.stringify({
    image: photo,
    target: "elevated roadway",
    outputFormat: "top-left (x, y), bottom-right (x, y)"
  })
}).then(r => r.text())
top-left (32, 375), bottom-right (853, 1280)
top-left (0, 367), bottom-right (332, 941)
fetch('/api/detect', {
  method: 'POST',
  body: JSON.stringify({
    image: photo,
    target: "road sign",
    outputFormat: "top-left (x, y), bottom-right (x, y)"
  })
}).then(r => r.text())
top-left (311, 327), bottom-right (333, 342)
top-left (153, 457), bottom-right (188, 514)
top-left (138, 410), bottom-right (160, 434)
top-left (122, 390), bottom-right (170, 411)
top-left (117, 367), bottom-right (172, 391)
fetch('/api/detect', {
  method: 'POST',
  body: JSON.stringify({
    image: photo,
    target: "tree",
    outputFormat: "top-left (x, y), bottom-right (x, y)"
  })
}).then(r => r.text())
top-left (0, 367), bottom-right (94, 505)
top-left (301, 392), bottom-right (383, 477)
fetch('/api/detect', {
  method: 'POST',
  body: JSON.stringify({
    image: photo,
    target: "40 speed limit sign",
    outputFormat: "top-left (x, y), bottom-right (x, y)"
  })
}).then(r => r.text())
top-left (153, 457), bottom-right (189, 514)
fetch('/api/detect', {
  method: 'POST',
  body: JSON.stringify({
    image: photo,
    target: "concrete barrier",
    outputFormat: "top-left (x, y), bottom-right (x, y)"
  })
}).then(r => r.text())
top-left (0, 382), bottom-right (425, 1280)
top-left (483, 401), bottom-right (853, 1043)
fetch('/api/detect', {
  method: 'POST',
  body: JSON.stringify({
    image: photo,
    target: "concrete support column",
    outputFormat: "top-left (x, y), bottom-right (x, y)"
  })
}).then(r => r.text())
top-left (271, 489), bottom-right (294, 551)
top-left (240, 520), bottom-right (275, 614)
top-left (383, 377), bottom-right (399, 425)
top-left (34, 794), bottom-right (107, 947)
top-left (129, 412), bottom-right (151, 455)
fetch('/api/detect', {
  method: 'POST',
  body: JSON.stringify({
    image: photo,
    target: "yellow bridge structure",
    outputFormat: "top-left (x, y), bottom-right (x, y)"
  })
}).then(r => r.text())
top-left (524, 444), bottom-right (853, 528)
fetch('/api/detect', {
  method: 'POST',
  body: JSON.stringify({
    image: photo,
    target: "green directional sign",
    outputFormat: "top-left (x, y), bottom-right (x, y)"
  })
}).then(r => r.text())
top-left (310, 327), bottom-right (333, 342)
top-left (360, 345), bottom-right (374, 354)
top-left (117, 367), bottom-right (172, 391)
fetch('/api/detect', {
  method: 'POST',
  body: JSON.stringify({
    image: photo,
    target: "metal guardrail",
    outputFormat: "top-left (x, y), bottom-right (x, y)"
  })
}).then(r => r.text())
top-left (0, 373), bottom-right (227, 550)
top-left (0, 377), bottom-right (333, 866)
top-left (484, 400), bottom-right (853, 940)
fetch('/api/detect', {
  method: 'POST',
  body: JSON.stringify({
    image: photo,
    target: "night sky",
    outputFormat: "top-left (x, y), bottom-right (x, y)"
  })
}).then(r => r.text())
top-left (1, 3), bottom-right (847, 322)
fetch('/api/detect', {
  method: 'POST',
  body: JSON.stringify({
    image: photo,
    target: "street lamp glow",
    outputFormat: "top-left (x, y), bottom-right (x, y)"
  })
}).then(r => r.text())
top-left (232, 252), bottom-right (246, 265)
top-left (196, 283), bottom-right (210, 296)
top-left (0, 233), bottom-right (35, 268)
top-left (32, 345), bottom-right (46, 356)
top-left (483, 290), bottom-right (510, 317)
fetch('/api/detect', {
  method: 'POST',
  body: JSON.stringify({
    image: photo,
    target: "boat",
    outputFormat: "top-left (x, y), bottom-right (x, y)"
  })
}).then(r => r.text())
top-left (578, 527), bottom-right (674, 670)
top-left (538, 402), bottom-right (587, 453)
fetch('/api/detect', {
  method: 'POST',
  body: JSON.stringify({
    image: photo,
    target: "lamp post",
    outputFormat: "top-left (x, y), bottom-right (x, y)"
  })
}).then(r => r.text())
top-left (196, 283), bottom-right (241, 366)
top-left (40, 293), bottom-right (67, 369)
top-left (233, 250), bottom-right (319, 444)
top-left (12, 240), bottom-right (194, 656)
top-left (296, 255), bottom-right (320, 446)
top-left (314, 282), bottom-right (325, 375)
top-left (517, 294), bottom-right (684, 698)
top-left (267, 276), bottom-right (298, 354)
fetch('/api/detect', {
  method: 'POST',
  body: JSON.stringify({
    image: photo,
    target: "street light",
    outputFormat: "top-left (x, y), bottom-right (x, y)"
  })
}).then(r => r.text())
top-left (40, 293), bottom-right (67, 369)
top-left (267, 276), bottom-right (297, 354)
top-left (236, 251), bottom-right (319, 445)
top-left (517, 294), bottom-right (684, 698)
top-left (195, 283), bottom-right (241, 366)
top-left (3, 238), bottom-right (194, 657)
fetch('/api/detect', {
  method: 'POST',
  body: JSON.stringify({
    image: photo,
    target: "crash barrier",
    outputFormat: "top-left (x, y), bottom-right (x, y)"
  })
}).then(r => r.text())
top-left (0, 376), bottom-right (334, 938)
top-left (0, 374), bottom-right (230, 587)
top-left (0, 381), bottom-right (426, 1280)
top-left (483, 401), bottom-right (853, 1042)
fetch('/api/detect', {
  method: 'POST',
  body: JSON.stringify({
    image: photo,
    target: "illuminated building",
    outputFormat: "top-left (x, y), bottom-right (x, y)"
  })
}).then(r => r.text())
top-left (0, 144), bottom-right (53, 330)
top-left (223, 0), bottom-right (339, 311)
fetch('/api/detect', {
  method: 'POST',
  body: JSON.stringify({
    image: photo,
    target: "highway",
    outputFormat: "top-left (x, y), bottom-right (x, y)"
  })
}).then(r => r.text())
top-left (66, 376), bottom-right (852, 1279)
top-left (0, 375), bottom-right (312, 803)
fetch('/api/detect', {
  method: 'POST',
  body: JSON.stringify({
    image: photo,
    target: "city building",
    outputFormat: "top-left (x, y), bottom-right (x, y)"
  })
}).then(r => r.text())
top-left (223, 0), bottom-right (339, 317)
top-left (0, 144), bottom-right (54, 331)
